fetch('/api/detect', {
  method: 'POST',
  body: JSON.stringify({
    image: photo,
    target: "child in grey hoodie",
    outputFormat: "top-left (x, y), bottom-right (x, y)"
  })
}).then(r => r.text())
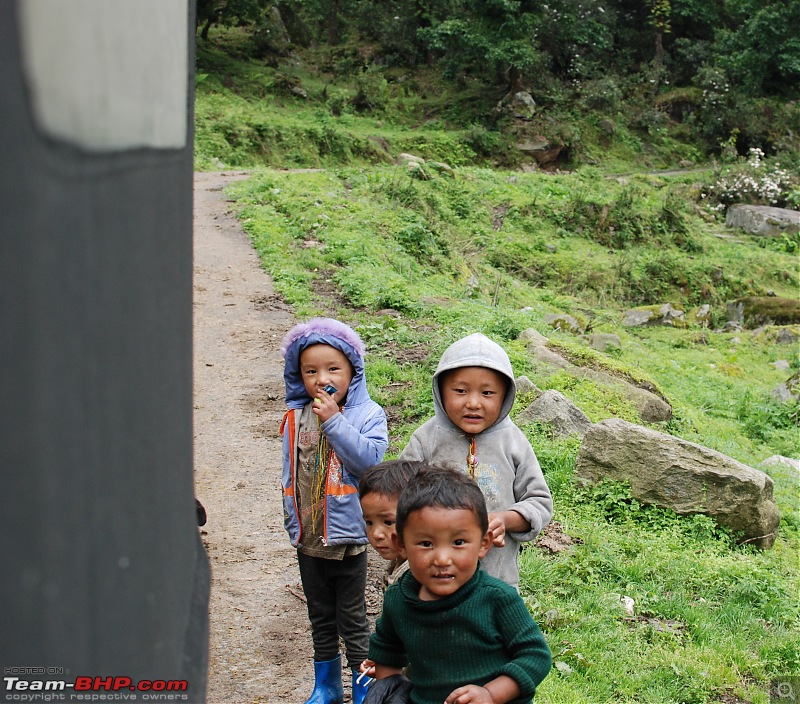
top-left (399, 333), bottom-right (553, 588)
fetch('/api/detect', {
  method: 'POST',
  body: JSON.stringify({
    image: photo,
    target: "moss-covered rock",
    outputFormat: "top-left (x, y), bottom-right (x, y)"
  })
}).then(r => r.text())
top-left (727, 297), bottom-right (800, 328)
top-left (622, 303), bottom-right (687, 328)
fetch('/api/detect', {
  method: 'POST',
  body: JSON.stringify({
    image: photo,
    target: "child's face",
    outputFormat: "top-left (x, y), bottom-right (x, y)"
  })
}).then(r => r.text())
top-left (440, 366), bottom-right (506, 435)
top-left (396, 506), bottom-right (491, 601)
top-left (299, 344), bottom-right (353, 405)
top-left (360, 492), bottom-right (401, 561)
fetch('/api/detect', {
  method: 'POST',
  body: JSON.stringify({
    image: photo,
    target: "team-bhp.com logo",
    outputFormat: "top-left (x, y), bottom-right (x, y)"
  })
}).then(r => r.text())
top-left (4, 675), bottom-right (189, 699)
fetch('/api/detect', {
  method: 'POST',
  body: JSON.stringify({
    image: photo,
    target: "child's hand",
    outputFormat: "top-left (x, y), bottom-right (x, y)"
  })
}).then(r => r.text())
top-left (487, 513), bottom-right (506, 547)
top-left (359, 659), bottom-right (376, 678)
top-left (444, 684), bottom-right (495, 704)
top-left (312, 386), bottom-right (340, 422)
top-left (447, 676), bottom-right (520, 704)
top-left (487, 510), bottom-right (530, 547)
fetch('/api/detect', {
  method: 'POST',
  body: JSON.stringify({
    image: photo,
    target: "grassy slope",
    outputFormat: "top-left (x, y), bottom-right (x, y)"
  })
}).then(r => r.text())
top-left (196, 31), bottom-right (800, 704)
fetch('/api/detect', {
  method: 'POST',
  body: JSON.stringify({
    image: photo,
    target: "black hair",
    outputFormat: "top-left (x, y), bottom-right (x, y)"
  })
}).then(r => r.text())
top-left (395, 464), bottom-right (489, 540)
top-left (358, 459), bottom-right (424, 500)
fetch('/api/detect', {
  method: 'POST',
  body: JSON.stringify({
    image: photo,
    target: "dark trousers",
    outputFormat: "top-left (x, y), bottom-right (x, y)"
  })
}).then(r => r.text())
top-left (297, 550), bottom-right (370, 668)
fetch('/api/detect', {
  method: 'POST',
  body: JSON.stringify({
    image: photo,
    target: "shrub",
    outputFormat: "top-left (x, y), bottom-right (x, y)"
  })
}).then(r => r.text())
top-left (701, 148), bottom-right (799, 213)
top-left (351, 72), bottom-right (390, 112)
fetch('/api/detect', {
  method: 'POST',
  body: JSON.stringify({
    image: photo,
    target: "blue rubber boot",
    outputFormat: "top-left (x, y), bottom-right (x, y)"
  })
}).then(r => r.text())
top-left (351, 670), bottom-right (372, 704)
top-left (304, 655), bottom-right (344, 704)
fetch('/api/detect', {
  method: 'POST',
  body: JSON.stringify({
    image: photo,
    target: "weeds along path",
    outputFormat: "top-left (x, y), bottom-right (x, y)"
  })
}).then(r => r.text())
top-left (193, 171), bottom-right (307, 704)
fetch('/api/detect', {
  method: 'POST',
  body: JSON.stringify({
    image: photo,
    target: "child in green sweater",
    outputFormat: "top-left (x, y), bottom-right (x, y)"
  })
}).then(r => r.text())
top-left (365, 465), bottom-right (552, 704)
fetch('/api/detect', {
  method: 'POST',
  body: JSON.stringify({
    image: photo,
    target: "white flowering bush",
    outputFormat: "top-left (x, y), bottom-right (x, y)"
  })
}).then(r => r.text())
top-left (700, 148), bottom-right (798, 214)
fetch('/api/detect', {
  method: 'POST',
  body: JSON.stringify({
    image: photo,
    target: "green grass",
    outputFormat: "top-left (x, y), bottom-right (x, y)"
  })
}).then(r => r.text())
top-left (226, 164), bottom-right (799, 703)
top-left (200, 29), bottom-right (800, 702)
top-left (195, 28), bottom-right (721, 173)
top-left (519, 428), bottom-right (799, 703)
top-left (195, 33), bottom-right (502, 171)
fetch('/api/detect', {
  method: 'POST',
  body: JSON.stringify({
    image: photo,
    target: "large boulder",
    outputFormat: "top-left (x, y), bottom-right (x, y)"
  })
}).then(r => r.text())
top-left (725, 204), bottom-right (800, 237)
top-left (516, 389), bottom-right (593, 438)
top-left (575, 419), bottom-right (781, 548)
top-left (515, 135), bottom-right (562, 165)
top-left (253, 6), bottom-right (292, 57)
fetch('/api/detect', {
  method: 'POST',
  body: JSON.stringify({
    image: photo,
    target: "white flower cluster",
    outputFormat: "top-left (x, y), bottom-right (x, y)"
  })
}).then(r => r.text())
top-left (701, 148), bottom-right (795, 212)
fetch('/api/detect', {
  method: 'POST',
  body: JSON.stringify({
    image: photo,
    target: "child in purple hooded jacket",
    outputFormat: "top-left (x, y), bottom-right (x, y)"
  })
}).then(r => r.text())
top-left (281, 318), bottom-right (388, 704)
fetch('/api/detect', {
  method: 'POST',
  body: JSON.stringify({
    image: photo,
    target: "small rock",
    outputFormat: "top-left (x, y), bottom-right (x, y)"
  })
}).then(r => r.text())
top-left (545, 313), bottom-right (582, 333)
top-left (687, 304), bottom-right (712, 327)
top-left (761, 455), bottom-right (800, 473)
top-left (586, 333), bottom-right (621, 353)
top-left (426, 161), bottom-right (455, 178)
top-left (623, 309), bottom-right (654, 327)
top-left (517, 389), bottom-right (593, 438)
top-left (515, 375), bottom-right (542, 397)
top-left (512, 91), bottom-right (536, 117)
top-left (659, 303), bottom-right (685, 325)
top-left (407, 161), bottom-right (430, 180)
top-left (612, 594), bottom-right (636, 617)
top-left (396, 153), bottom-right (425, 165)
top-left (519, 327), bottom-right (549, 347)
top-left (598, 119), bottom-right (616, 136)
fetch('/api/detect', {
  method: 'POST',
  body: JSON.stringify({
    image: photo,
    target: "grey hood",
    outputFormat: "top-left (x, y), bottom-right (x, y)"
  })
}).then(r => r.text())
top-left (432, 333), bottom-right (516, 433)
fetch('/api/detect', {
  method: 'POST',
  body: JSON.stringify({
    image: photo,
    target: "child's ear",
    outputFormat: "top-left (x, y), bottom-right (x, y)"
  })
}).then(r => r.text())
top-left (391, 532), bottom-right (407, 559)
top-left (478, 530), bottom-right (492, 559)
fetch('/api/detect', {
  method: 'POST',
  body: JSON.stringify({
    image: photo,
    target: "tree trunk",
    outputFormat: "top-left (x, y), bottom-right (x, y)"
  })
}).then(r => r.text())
top-left (508, 66), bottom-right (525, 93)
top-left (326, 0), bottom-right (340, 45)
top-left (201, 16), bottom-right (213, 40)
top-left (654, 30), bottom-right (664, 71)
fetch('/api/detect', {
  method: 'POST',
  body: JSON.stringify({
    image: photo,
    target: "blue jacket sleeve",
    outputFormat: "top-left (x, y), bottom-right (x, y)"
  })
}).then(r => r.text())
top-left (322, 403), bottom-right (388, 479)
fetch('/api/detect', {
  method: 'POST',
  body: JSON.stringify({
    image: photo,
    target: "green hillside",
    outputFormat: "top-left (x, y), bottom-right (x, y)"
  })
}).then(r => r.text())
top-left (195, 18), bottom-right (800, 704)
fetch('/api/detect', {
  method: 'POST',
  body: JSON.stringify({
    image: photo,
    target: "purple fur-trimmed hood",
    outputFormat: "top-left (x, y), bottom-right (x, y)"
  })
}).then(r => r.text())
top-left (281, 318), bottom-right (370, 409)
top-left (280, 317), bottom-right (365, 359)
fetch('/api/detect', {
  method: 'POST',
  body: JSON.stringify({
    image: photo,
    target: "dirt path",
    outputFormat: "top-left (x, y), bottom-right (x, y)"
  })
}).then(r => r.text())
top-left (192, 171), bottom-right (382, 704)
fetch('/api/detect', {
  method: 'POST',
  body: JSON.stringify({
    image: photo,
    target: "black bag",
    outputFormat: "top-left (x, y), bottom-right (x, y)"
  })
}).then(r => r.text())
top-left (363, 674), bottom-right (412, 704)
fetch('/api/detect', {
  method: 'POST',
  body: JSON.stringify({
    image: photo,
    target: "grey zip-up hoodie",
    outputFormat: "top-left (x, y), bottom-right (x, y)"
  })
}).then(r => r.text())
top-left (400, 333), bottom-right (553, 588)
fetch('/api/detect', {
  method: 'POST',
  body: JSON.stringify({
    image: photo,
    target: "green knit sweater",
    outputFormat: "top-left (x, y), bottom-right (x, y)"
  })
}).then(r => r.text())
top-left (368, 568), bottom-right (552, 704)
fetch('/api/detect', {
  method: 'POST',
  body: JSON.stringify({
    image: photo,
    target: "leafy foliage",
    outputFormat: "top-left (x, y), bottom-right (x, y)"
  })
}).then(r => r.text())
top-left (197, 0), bottom-right (800, 166)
